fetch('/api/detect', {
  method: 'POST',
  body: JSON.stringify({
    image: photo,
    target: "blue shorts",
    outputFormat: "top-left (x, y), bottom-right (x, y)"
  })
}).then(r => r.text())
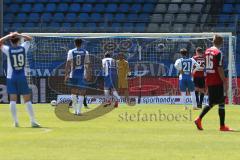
top-left (67, 71), bottom-right (88, 89)
top-left (104, 74), bottom-right (117, 90)
top-left (179, 78), bottom-right (195, 92)
top-left (7, 75), bottom-right (30, 95)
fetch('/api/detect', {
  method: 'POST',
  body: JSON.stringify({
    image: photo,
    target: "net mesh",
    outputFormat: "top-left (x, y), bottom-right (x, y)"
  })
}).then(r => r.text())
top-left (25, 34), bottom-right (238, 104)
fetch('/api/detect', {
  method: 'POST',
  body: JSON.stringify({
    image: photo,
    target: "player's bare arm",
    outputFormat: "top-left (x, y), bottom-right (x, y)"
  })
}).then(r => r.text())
top-left (0, 32), bottom-right (16, 44)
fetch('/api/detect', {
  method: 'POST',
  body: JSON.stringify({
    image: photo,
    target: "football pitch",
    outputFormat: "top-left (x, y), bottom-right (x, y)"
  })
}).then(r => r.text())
top-left (0, 104), bottom-right (240, 160)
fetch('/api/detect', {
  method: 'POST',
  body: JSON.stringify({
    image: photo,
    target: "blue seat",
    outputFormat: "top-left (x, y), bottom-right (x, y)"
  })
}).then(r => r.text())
top-left (106, 4), bottom-right (118, 12)
top-left (8, 4), bottom-right (20, 13)
top-left (49, 22), bottom-right (60, 27)
top-left (130, 4), bottom-right (142, 13)
top-left (29, 13), bottom-right (39, 22)
top-left (99, 23), bottom-right (109, 32)
top-left (121, 0), bottom-right (134, 2)
top-left (104, 13), bottom-right (114, 22)
top-left (57, 3), bottom-right (69, 12)
top-left (139, 13), bottom-right (150, 21)
top-left (86, 0), bottom-right (96, 3)
top-left (142, 4), bottom-right (155, 13)
top-left (45, 3), bottom-right (57, 12)
top-left (134, 23), bottom-right (146, 32)
top-left (111, 23), bottom-right (121, 32)
top-left (135, 0), bottom-right (145, 3)
top-left (62, 23), bottom-right (72, 27)
top-left (223, 4), bottom-right (233, 13)
top-left (82, 4), bottom-right (93, 12)
top-left (219, 14), bottom-right (229, 23)
top-left (93, 4), bottom-right (105, 12)
top-left (12, 23), bottom-right (23, 29)
top-left (21, 4), bottom-right (32, 12)
top-left (41, 13), bottom-right (52, 22)
top-left (72, 0), bottom-right (85, 2)
top-left (65, 13), bottom-right (77, 22)
top-left (4, 13), bottom-right (14, 23)
top-left (16, 13), bottom-right (27, 22)
top-left (85, 23), bottom-right (97, 32)
top-left (127, 14), bottom-right (138, 22)
top-left (78, 13), bottom-right (90, 22)
top-left (123, 23), bottom-right (134, 32)
top-left (90, 13), bottom-right (102, 22)
top-left (97, 0), bottom-right (108, 2)
top-left (24, 22), bottom-right (36, 27)
top-left (3, 23), bottom-right (10, 32)
top-left (115, 13), bottom-right (126, 22)
top-left (74, 23), bottom-right (84, 28)
top-left (69, 3), bottom-right (81, 12)
top-left (32, 4), bottom-right (44, 12)
top-left (4, 0), bottom-right (11, 4)
top-left (53, 13), bottom-right (65, 22)
top-left (235, 4), bottom-right (240, 13)
top-left (119, 4), bottom-right (129, 13)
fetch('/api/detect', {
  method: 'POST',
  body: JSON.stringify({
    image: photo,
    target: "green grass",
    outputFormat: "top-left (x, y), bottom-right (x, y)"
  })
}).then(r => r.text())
top-left (0, 104), bottom-right (240, 160)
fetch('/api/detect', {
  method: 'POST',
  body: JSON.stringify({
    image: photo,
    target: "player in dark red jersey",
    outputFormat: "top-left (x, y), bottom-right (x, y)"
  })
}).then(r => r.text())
top-left (194, 35), bottom-right (233, 131)
top-left (193, 47), bottom-right (205, 109)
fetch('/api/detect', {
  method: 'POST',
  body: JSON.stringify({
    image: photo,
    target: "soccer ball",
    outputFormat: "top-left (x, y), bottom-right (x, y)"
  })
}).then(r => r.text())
top-left (50, 100), bottom-right (57, 106)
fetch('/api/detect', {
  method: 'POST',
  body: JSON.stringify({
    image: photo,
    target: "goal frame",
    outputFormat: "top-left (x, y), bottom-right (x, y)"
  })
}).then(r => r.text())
top-left (24, 32), bottom-right (235, 104)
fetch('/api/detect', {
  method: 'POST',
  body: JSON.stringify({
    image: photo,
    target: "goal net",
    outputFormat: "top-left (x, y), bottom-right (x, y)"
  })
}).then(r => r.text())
top-left (24, 33), bottom-right (238, 105)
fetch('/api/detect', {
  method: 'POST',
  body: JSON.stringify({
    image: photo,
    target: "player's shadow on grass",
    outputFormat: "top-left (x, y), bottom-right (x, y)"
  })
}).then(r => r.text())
top-left (54, 103), bottom-right (115, 121)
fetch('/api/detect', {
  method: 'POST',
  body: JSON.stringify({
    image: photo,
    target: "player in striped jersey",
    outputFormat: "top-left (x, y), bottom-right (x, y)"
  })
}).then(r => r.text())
top-left (174, 48), bottom-right (201, 110)
top-left (0, 32), bottom-right (40, 127)
top-left (102, 52), bottom-right (120, 107)
top-left (193, 47), bottom-right (205, 109)
top-left (65, 38), bottom-right (91, 115)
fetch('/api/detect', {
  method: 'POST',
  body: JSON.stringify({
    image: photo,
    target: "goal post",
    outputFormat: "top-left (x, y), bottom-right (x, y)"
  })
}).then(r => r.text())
top-left (23, 32), bottom-right (237, 105)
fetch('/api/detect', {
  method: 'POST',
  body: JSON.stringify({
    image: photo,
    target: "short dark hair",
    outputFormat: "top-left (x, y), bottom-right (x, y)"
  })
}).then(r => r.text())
top-left (10, 36), bottom-right (20, 44)
top-left (104, 51), bottom-right (111, 58)
top-left (213, 34), bottom-right (223, 46)
top-left (74, 38), bottom-right (82, 47)
top-left (196, 47), bottom-right (203, 54)
top-left (180, 48), bottom-right (188, 56)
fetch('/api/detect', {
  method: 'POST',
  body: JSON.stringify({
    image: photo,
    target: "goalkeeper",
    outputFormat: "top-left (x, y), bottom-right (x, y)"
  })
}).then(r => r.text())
top-left (117, 52), bottom-right (130, 103)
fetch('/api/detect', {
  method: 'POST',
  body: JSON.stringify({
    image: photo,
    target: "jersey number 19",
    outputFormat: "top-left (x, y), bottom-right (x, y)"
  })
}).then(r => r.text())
top-left (12, 54), bottom-right (25, 68)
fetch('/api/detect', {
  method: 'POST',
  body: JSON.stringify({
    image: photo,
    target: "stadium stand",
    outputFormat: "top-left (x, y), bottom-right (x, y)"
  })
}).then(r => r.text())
top-left (1, 0), bottom-right (239, 63)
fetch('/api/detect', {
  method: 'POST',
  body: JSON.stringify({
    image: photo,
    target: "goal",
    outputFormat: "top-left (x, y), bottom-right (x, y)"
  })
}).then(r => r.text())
top-left (24, 33), bottom-right (237, 104)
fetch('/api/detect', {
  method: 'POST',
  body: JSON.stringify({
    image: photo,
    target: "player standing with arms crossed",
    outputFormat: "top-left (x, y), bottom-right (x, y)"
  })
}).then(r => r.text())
top-left (117, 52), bottom-right (130, 103)
top-left (0, 32), bottom-right (40, 127)
top-left (194, 35), bottom-right (233, 131)
top-left (174, 48), bottom-right (201, 110)
top-left (193, 47), bottom-right (205, 109)
top-left (65, 38), bottom-right (91, 115)
top-left (102, 52), bottom-right (120, 107)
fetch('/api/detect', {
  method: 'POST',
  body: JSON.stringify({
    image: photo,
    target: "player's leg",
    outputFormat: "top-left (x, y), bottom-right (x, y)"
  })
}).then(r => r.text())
top-left (23, 94), bottom-right (40, 127)
top-left (9, 94), bottom-right (19, 127)
top-left (179, 79), bottom-right (187, 109)
top-left (83, 95), bottom-right (89, 109)
top-left (188, 79), bottom-right (198, 110)
top-left (75, 89), bottom-right (86, 116)
top-left (103, 75), bottom-right (112, 106)
top-left (71, 88), bottom-right (78, 115)
top-left (198, 78), bottom-right (205, 108)
top-left (194, 86), bottom-right (215, 130)
top-left (216, 85), bottom-right (233, 131)
top-left (111, 74), bottom-right (120, 107)
top-left (194, 78), bottom-right (200, 106)
top-left (7, 78), bottom-right (19, 127)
